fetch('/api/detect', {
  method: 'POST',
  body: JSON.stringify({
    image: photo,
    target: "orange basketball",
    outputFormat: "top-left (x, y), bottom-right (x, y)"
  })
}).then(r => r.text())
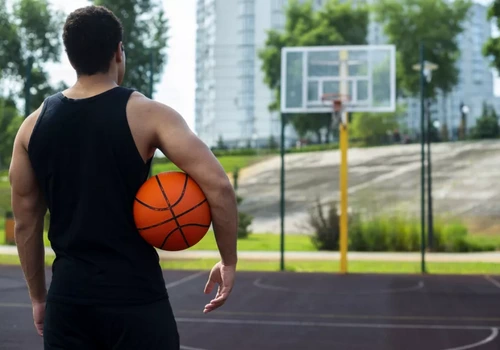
top-left (133, 171), bottom-right (212, 251)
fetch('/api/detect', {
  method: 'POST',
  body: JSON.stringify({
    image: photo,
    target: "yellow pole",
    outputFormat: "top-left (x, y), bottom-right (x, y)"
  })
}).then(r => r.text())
top-left (339, 111), bottom-right (349, 274)
top-left (339, 49), bottom-right (349, 274)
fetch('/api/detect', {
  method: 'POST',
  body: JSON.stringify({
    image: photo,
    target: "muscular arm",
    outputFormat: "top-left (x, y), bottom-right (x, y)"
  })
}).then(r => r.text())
top-left (145, 99), bottom-right (238, 266)
top-left (9, 109), bottom-right (48, 304)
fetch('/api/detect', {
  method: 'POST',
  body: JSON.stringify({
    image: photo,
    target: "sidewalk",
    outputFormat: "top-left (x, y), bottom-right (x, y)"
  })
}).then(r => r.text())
top-left (1, 245), bottom-right (500, 262)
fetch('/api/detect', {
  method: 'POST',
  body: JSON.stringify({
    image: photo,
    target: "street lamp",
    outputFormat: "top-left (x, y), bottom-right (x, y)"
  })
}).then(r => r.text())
top-left (412, 43), bottom-right (439, 272)
top-left (459, 102), bottom-right (469, 140)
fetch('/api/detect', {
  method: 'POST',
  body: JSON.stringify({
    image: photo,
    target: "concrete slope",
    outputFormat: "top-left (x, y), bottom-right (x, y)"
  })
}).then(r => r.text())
top-left (236, 140), bottom-right (500, 234)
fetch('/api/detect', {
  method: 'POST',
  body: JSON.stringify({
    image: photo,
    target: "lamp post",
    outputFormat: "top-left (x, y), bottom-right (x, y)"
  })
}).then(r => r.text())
top-left (459, 102), bottom-right (469, 140)
top-left (412, 43), bottom-right (438, 271)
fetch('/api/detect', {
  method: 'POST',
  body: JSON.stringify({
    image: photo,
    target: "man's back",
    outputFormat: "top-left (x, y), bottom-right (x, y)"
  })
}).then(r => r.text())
top-left (28, 86), bottom-right (167, 305)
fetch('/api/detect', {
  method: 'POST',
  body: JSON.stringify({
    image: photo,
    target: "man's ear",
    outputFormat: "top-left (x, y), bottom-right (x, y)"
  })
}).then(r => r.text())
top-left (115, 41), bottom-right (124, 62)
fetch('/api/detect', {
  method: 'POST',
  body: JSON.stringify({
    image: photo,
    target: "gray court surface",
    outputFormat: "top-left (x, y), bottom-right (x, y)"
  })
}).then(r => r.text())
top-left (1, 265), bottom-right (500, 350)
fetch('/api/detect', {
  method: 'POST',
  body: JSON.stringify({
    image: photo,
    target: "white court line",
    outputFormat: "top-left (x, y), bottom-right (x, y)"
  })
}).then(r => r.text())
top-left (0, 302), bottom-right (30, 308)
top-left (484, 275), bottom-right (500, 290)
top-left (180, 346), bottom-right (208, 350)
top-left (176, 317), bottom-right (499, 331)
top-left (165, 271), bottom-right (205, 289)
top-left (443, 328), bottom-right (498, 350)
top-left (253, 278), bottom-right (424, 295)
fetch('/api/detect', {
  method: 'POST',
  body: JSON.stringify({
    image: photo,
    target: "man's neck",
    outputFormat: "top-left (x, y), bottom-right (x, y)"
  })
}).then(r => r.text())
top-left (66, 74), bottom-right (119, 98)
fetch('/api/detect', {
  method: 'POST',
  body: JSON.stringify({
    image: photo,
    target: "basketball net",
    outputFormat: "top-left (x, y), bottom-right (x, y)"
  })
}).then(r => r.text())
top-left (321, 93), bottom-right (350, 129)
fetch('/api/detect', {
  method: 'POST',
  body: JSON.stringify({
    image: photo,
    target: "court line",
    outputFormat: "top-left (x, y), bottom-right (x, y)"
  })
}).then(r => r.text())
top-left (484, 275), bottom-right (500, 290)
top-left (165, 271), bottom-right (206, 289)
top-left (177, 310), bottom-right (500, 323)
top-left (180, 345), bottom-right (208, 350)
top-left (443, 328), bottom-right (498, 350)
top-left (0, 302), bottom-right (30, 308)
top-left (0, 272), bottom-right (206, 308)
top-left (176, 317), bottom-right (499, 331)
top-left (253, 278), bottom-right (424, 295)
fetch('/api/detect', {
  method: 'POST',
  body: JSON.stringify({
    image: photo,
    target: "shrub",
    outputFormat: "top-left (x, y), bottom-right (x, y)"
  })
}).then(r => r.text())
top-left (349, 214), bottom-right (421, 252)
top-left (236, 195), bottom-right (253, 239)
top-left (307, 202), bottom-right (495, 252)
top-left (307, 200), bottom-right (361, 251)
top-left (308, 200), bottom-right (340, 251)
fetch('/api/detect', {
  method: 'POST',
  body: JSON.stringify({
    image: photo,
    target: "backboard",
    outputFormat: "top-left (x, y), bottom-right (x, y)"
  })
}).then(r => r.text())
top-left (280, 45), bottom-right (396, 114)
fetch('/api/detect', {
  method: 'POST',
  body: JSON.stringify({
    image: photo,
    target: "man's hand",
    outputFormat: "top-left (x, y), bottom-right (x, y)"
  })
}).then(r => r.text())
top-left (203, 262), bottom-right (236, 313)
top-left (32, 301), bottom-right (45, 336)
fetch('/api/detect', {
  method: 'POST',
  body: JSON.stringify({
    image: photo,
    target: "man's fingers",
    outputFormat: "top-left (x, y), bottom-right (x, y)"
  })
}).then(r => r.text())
top-left (35, 323), bottom-right (43, 337)
top-left (203, 292), bottom-right (229, 313)
top-left (204, 278), bottom-right (215, 294)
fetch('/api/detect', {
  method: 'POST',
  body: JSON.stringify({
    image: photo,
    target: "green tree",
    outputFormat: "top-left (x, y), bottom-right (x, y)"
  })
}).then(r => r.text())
top-left (259, 0), bottom-right (369, 141)
top-left (471, 102), bottom-right (499, 139)
top-left (350, 105), bottom-right (404, 146)
top-left (0, 98), bottom-right (23, 169)
top-left (373, 0), bottom-right (471, 99)
top-left (0, 0), bottom-right (65, 115)
top-left (484, 0), bottom-right (500, 72)
top-left (93, 0), bottom-right (169, 96)
top-left (0, 0), bottom-right (21, 80)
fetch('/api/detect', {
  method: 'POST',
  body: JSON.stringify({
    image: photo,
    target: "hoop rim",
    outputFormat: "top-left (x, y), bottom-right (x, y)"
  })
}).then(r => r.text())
top-left (321, 93), bottom-right (351, 112)
top-left (320, 93), bottom-right (351, 102)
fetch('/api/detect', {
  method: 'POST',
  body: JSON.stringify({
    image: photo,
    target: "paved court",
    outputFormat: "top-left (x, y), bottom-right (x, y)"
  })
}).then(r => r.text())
top-left (1, 265), bottom-right (500, 349)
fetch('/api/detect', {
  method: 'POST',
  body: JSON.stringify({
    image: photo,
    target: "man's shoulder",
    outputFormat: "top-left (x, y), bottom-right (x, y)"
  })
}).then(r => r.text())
top-left (126, 91), bottom-right (178, 120)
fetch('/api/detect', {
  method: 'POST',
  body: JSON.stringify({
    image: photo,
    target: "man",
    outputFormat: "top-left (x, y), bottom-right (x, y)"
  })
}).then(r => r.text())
top-left (9, 5), bottom-right (238, 349)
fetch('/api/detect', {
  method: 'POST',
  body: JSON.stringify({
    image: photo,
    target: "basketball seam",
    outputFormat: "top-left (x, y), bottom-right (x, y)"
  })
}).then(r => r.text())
top-left (136, 198), bottom-right (208, 231)
top-left (155, 175), bottom-right (191, 248)
top-left (160, 224), bottom-right (211, 250)
top-left (171, 173), bottom-right (190, 208)
top-left (134, 173), bottom-right (190, 211)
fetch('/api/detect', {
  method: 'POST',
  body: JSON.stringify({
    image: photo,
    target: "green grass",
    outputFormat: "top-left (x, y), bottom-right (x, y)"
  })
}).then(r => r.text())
top-left (155, 259), bottom-right (500, 274)
top-left (466, 235), bottom-right (500, 250)
top-left (0, 254), bottom-right (499, 274)
top-left (0, 170), bottom-right (10, 217)
top-left (194, 232), bottom-right (316, 251)
top-left (152, 155), bottom-right (267, 175)
top-left (0, 229), bottom-right (316, 251)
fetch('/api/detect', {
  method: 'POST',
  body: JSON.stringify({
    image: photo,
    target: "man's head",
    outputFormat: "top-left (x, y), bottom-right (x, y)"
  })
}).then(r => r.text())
top-left (63, 6), bottom-right (126, 84)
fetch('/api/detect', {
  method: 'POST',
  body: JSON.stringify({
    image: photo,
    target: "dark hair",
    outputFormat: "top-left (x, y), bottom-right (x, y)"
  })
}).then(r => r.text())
top-left (63, 6), bottom-right (123, 75)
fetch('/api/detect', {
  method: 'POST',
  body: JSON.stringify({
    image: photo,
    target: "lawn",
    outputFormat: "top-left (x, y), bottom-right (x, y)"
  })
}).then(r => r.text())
top-left (0, 254), bottom-right (499, 274)
top-left (466, 235), bottom-right (500, 250)
top-left (2, 226), bottom-right (500, 253)
top-left (0, 170), bottom-right (10, 217)
top-left (157, 259), bottom-right (500, 274)
top-left (152, 155), bottom-right (267, 175)
top-left (193, 232), bottom-right (316, 251)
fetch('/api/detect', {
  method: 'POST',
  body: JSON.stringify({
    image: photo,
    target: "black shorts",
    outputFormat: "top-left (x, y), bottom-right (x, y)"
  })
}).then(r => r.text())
top-left (43, 297), bottom-right (180, 350)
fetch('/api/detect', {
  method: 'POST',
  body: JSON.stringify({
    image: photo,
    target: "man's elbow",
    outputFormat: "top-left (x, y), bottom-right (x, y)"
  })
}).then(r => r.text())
top-left (210, 177), bottom-right (236, 203)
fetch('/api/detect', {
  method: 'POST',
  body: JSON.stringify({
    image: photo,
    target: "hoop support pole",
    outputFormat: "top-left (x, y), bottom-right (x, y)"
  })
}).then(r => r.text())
top-left (339, 107), bottom-right (349, 274)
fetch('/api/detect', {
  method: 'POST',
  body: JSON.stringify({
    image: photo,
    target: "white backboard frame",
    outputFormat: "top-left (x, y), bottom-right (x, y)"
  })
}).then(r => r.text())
top-left (280, 45), bottom-right (396, 114)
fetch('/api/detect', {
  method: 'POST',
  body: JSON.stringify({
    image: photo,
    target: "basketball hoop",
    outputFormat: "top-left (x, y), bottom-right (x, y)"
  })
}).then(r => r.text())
top-left (321, 93), bottom-right (350, 112)
top-left (321, 93), bottom-right (350, 127)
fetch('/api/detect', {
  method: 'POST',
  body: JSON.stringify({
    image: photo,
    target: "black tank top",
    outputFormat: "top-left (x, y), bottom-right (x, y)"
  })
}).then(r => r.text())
top-left (28, 86), bottom-right (167, 305)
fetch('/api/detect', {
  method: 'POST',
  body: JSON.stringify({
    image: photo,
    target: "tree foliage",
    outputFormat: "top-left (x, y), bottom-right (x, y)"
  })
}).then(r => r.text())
top-left (484, 0), bottom-right (500, 72)
top-left (350, 104), bottom-right (405, 146)
top-left (93, 0), bottom-right (169, 96)
top-left (258, 0), bottom-right (369, 140)
top-left (471, 102), bottom-right (499, 139)
top-left (373, 0), bottom-right (471, 99)
top-left (0, 98), bottom-right (23, 169)
top-left (0, 0), bottom-right (65, 114)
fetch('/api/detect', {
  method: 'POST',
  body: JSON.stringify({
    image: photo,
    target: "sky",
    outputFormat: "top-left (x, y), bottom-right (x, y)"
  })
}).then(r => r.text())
top-left (44, 0), bottom-right (497, 132)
